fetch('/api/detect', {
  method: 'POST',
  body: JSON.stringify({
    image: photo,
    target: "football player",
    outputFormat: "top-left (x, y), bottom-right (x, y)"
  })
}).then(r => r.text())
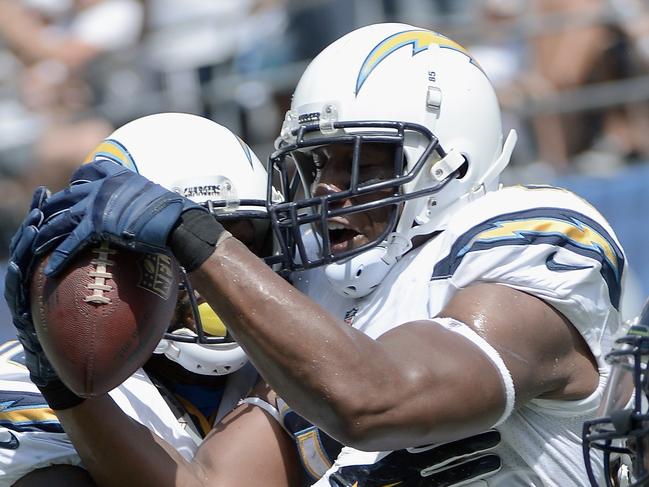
top-left (3, 112), bottom-right (493, 487)
top-left (234, 23), bottom-right (629, 485)
top-left (5, 23), bottom-right (629, 485)
top-left (1, 113), bottom-right (300, 485)
top-left (582, 299), bottom-right (649, 487)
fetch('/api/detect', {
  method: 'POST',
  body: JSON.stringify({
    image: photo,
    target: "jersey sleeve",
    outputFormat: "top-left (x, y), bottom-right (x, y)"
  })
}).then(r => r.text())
top-left (430, 186), bottom-right (626, 360)
top-left (0, 341), bottom-right (79, 485)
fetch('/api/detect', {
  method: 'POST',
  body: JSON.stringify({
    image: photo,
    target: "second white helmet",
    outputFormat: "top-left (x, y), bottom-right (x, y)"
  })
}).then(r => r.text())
top-left (85, 112), bottom-right (268, 375)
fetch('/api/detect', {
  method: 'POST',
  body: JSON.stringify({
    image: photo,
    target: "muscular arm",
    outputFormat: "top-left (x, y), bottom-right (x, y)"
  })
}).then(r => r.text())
top-left (190, 237), bottom-right (599, 451)
top-left (56, 387), bottom-right (300, 487)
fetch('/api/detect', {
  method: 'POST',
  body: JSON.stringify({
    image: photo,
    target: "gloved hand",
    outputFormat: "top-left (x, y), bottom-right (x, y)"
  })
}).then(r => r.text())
top-left (34, 159), bottom-right (224, 277)
top-left (5, 160), bottom-right (227, 407)
top-left (4, 187), bottom-right (85, 410)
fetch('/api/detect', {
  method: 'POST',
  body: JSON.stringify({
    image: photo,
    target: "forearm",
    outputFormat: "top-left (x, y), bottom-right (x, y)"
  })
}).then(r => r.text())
top-left (188, 238), bottom-right (400, 440)
top-left (56, 394), bottom-right (207, 487)
top-left (188, 242), bottom-right (520, 451)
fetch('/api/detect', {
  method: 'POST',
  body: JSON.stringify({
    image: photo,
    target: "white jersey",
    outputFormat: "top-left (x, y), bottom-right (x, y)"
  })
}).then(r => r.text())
top-left (0, 340), bottom-right (256, 485)
top-left (292, 185), bottom-right (626, 486)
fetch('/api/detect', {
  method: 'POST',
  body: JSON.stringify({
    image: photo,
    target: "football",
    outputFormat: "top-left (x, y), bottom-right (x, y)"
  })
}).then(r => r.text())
top-left (30, 241), bottom-right (180, 398)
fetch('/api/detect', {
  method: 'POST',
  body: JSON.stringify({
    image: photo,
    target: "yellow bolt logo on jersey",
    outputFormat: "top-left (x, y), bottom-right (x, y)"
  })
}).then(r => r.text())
top-left (432, 207), bottom-right (625, 309)
top-left (470, 218), bottom-right (619, 272)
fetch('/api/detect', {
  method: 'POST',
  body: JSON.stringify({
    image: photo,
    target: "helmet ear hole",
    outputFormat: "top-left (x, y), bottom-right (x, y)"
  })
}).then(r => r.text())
top-left (456, 156), bottom-right (469, 179)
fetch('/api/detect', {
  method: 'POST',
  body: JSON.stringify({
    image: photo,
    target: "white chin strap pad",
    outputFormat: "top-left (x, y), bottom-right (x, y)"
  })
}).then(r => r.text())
top-left (432, 317), bottom-right (516, 427)
top-left (154, 336), bottom-right (248, 376)
top-left (325, 246), bottom-right (394, 299)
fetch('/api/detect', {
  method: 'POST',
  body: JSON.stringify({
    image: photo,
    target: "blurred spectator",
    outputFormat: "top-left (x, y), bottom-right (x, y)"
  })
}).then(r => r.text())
top-left (0, 0), bottom-right (143, 111)
top-left (469, 0), bottom-right (649, 174)
top-left (143, 0), bottom-right (289, 120)
top-left (0, 0), bottom-right (144, 189)
top-left (232, 0), bottom-right (351, 145)
top-left (530, 0), bottom-right (639, 172)
top-left (284, 0), bottom-right (355, 63)
top-left (526, 0), bottom-right (649, 173)
top-left (609, 0), bottom-right (649, 69)
top-left (467, 0), bottom-right (538, 169)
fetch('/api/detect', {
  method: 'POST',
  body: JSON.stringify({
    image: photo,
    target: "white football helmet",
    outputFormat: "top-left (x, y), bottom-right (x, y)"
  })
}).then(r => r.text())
top-left (269, 23), bottom-right (517, 298)
top-left (85, 112), bottom-right (268, 375)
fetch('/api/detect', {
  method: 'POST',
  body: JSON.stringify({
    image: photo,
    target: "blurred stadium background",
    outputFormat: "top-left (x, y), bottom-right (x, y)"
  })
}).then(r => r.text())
top-left (1, 0), bottom-right (648, 341)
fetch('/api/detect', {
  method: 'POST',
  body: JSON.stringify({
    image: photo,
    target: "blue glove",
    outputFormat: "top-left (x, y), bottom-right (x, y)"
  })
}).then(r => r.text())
top-left (35, 160), bottom-right (207, 277)
top-left (5, 187), bottom-right (84, 410)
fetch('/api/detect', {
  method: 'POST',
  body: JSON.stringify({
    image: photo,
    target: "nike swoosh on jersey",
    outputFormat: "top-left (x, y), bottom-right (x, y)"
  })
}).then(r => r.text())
top-left (545, 251), bottom-right (593, 272)
top-left (0, 431), bottom-right (19, 450)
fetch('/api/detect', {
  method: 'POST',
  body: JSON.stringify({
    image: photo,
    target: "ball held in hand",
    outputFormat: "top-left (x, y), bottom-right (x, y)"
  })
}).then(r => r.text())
top-left (30, 241), bottom-right (180, 397)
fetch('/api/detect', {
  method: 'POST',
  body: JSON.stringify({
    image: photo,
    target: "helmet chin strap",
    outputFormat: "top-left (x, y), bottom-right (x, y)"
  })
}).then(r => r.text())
top-left (480, 129), bottom-right (517, 190)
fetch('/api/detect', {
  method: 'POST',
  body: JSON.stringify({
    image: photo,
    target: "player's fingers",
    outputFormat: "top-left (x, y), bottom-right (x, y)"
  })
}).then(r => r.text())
top-left (5, 224), bottom-right (38, 313)
top-left (9, 209), bottom-right (43, 256)
top-left (34, 201), bottom-right (86, 255)
top-left (5, 261), bottom-right (25, 318)
top-left (69, 159), bottom-right (128, 185)
top-left (40, 183), bottom-right (96, 222)
top-left (29, 186), bottom-right (50, 212)
top-left (43, 221), bottom-right (93, 277)
top-left (10, 224), bottom-right (39, 270)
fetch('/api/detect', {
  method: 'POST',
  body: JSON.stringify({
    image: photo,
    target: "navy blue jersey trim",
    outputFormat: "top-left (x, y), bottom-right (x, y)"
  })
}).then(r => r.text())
top-left (0, 390), bottom-right (49, 410)
top-left (0, 419), bottom-right (64, 433)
